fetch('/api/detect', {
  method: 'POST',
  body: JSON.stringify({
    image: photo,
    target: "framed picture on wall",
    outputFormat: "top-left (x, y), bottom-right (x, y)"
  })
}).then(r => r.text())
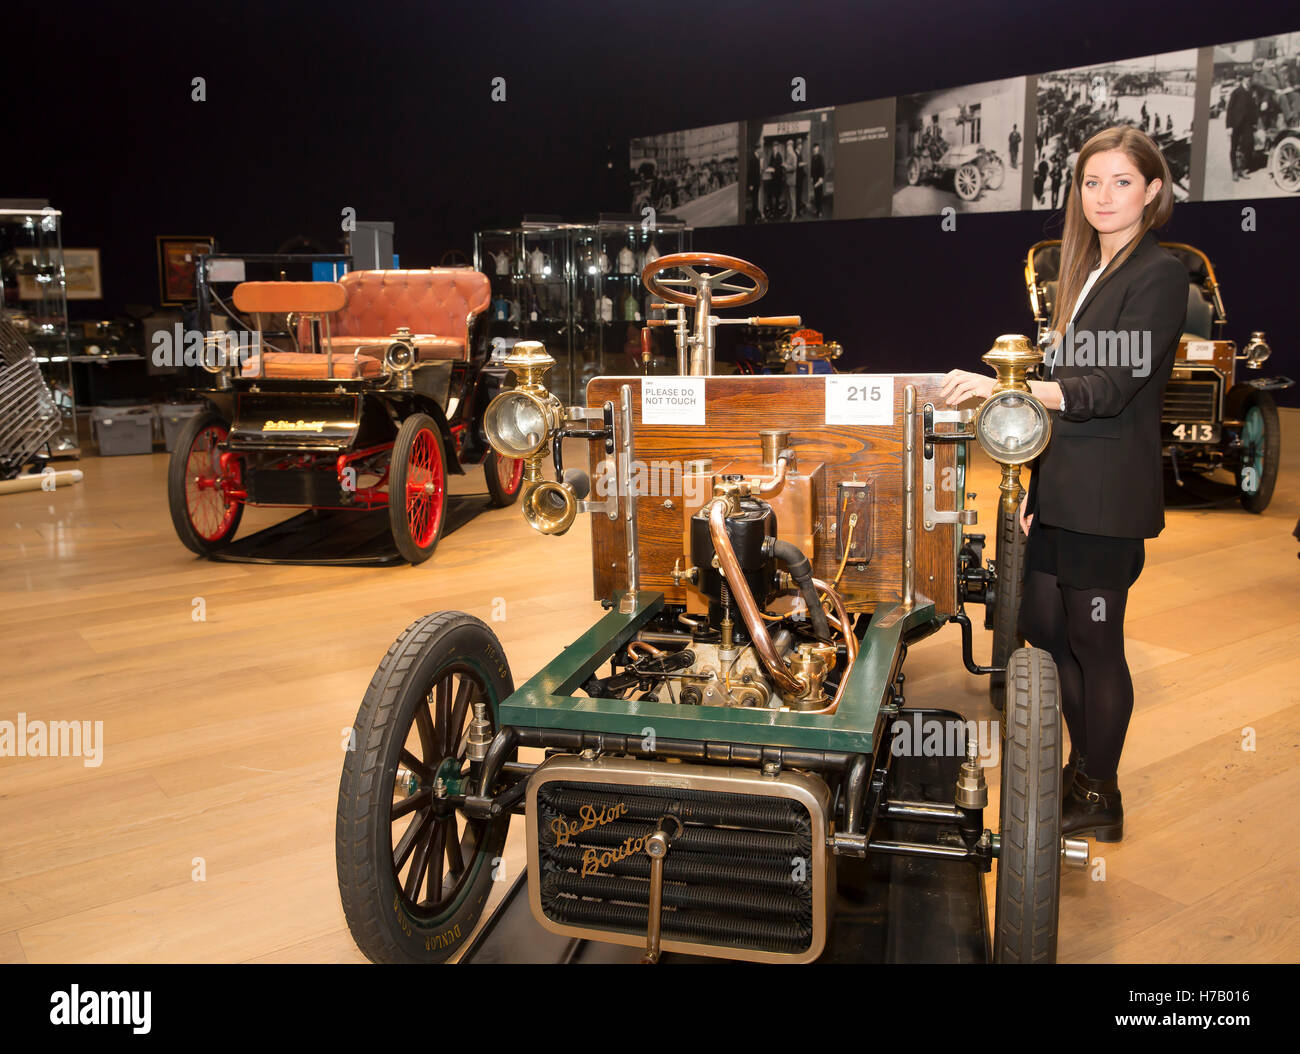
top-left (157, 235), bottom-right (214, 305)
top-left (14, 248), bottom-right (46, 299)
top-left (64, 248), bottom-right (103, 299)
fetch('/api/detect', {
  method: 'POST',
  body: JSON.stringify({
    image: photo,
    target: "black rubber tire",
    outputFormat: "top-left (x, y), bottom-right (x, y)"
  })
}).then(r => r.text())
top-left (1226, 386), bottom-right (1280, 513)
top-left (484, 449), bottom-right (524, 507)
top-left (388, 413), bottom-right (447, 564)
top-left (988, 498), bottom-right (1027, 708)
top-left (167, 411), bottom-right (243, 555)
top-left (994, 646), bottom-right (1062, 964)
top-left (336, 611), bottom-right (515, 964)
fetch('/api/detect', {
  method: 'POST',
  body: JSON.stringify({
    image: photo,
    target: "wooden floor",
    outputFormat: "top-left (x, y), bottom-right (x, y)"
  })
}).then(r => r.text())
top-left (1, 416), bottom-right (1297, 964)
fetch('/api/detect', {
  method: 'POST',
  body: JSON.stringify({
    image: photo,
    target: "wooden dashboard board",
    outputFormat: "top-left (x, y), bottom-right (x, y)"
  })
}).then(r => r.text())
top-left (585, 374), bottom-right (971, 615)
top-left (1173, 337), bottom-right (1235, 378)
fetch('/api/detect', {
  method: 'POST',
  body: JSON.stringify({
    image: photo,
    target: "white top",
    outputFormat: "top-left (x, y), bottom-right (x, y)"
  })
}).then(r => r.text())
top-left (1069, 264), bottom-right (1106, 326)
top-left (1054, 263), bottom-right (1105, 413)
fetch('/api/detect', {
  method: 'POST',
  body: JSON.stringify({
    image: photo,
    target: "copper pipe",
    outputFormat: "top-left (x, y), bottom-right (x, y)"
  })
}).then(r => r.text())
top-left (756, 454), bottom-right (789, 495)
top-left (626, 641), bottom-right (665, 660)
top-left (707, 500), bottom-right (806, 698)
top-left (812, 578), bottom-right (856, 668)
top-left (805, 578), bottom-right (857, 715)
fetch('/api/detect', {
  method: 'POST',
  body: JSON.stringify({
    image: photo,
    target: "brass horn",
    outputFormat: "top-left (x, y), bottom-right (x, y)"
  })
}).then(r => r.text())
top-left (522, 479), bottom-right (578, 536)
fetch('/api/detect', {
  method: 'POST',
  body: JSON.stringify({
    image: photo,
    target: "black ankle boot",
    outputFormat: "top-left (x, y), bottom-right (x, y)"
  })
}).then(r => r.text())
top-left (1061, 772), bottom-right (1123, 842)
top-left (1062, 751), bottom-right (1086, 796)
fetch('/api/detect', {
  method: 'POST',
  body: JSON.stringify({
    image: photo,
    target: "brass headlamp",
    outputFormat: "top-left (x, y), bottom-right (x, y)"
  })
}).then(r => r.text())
top-left (973, 334), bottom-right (1052, 514)
top-left (483, 341), bottom-right (575, 535)
top-left (200, 333), bottom-right (236, 389)
top-left (384, 327), bottom-right (417, 388)
top-left (484, 342), bottom-right (564, 458)
top-left (1241, 331), bottom-right (1271, 369)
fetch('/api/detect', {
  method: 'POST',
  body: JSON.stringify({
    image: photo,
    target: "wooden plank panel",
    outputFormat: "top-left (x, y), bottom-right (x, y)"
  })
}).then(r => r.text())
top-left (586, 374), bottom-right (965, 614)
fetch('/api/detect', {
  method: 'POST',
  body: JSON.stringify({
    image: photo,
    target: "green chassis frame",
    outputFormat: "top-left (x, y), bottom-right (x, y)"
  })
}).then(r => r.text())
top-left (498, 591), bottom-right (944, 754)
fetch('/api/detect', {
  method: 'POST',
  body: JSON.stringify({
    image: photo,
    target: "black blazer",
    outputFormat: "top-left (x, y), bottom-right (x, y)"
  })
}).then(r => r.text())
top-left (1025, 229), bottom-right (1188, 538)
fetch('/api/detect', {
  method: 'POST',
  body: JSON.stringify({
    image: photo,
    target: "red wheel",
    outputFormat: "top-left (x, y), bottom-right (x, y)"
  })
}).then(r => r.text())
top-left (167, 411), bottom-right (243, 555)
top-left (484, 449), bottom-right (523, 507)
top-left (389, 414), bottom-right (447, 564)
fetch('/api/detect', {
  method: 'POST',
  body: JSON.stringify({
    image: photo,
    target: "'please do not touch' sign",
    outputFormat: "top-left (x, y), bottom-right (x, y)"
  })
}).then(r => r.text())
top-left (642, 378), bottom-right (705, 425)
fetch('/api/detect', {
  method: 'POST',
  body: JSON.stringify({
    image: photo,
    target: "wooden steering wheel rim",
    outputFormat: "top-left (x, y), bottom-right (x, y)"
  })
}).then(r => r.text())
top-left (642, 252), bottom-right (768, 308)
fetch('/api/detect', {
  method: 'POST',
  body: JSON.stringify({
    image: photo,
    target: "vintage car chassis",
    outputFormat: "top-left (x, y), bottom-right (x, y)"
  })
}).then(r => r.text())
top-left (168, 279), bottom-right (523, 563)
top-left (1024, 238), bottom-right (1292, 511)
top-left (336, 253), bottom-right (1078, 966)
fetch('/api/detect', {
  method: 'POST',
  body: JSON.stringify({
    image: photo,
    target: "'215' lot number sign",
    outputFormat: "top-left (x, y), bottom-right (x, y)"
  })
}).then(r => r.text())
top-left (825, 375), bottom-right (894, 426)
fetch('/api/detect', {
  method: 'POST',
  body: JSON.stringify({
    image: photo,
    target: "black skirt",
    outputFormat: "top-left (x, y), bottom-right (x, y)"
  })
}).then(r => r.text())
top-left (1024, 518), bottom-right (1146, 591)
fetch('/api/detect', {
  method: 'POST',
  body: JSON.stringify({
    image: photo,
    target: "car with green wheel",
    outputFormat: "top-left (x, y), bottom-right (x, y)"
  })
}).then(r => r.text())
top-left (337, 252), bottom-right (1088, 964)
top-left (1025, 238), bottom-right (1291, 513)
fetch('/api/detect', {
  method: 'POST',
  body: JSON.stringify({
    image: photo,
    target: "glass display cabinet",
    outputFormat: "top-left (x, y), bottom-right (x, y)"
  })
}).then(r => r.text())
top-left (0, 207), bottom-right (78, 454)
top-left (475, 219), bottom-right (691, 402)
top-left (476, 224), bottom-right (577, 402)
top-left (579, 218), bottom-right (691, 380)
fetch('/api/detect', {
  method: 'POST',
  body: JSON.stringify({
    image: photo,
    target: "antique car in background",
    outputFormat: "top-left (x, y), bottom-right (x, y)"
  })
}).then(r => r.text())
top-left (1230, 64), bottom-right (1300, 194)
top-left (335, 252), bottom-right (1089, 965)
top-left (907, 141), bottom-right (1006, 202)
top-left (168, 268), bottom-right (524, 564)
top-left (734, 326), bottom-right (845, 375)
top-left (1042, 108), bottom-right (1191, 197)
top-left (1025, 239), bottom-right (1291, 512)
top-left (632, 160), bottom-right (679, 213)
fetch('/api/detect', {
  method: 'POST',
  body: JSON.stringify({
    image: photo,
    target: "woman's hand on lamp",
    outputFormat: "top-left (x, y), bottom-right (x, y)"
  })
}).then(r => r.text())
top-left (939, 369), bottom-right (994, 407)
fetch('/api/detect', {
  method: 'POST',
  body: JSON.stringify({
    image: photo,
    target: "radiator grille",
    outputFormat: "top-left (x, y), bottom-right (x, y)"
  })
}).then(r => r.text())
top-left (1161, 378), bottom-right (1219, 423)
top-left (531, 774), bottom-right (824, 960)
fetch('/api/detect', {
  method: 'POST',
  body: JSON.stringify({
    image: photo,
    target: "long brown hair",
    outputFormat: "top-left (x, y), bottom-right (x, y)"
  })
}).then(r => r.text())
top-left (1049, 126), bottom-right (1174, 337)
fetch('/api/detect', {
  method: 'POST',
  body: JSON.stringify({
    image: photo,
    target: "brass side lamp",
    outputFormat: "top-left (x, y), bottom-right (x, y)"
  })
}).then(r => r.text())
top-left (974, 333), bottom-right (1052, 515)
top-left (482, 341), bottom-right (575, 534)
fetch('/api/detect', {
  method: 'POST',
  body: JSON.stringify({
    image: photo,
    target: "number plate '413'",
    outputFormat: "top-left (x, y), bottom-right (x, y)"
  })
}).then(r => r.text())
top-left (1163, 421), bottom-right (1219, 443)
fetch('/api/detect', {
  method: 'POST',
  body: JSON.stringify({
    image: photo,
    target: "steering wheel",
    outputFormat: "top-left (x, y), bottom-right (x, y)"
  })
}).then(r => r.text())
top-left (642, 252), bottom-right (768, 309)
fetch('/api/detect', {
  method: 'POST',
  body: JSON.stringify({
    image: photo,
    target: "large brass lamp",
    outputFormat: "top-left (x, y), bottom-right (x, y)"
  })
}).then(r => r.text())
top-left (482, 341), bottom-right (577, 535)
top-left (973, 334), bottom-right (1052, 514)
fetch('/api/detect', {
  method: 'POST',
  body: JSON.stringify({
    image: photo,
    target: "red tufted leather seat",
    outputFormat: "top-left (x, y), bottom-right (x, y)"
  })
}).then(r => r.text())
top-left (318, 268), bottom-right (491, 363)
top-left (243, 269), bottom-right (491, 379)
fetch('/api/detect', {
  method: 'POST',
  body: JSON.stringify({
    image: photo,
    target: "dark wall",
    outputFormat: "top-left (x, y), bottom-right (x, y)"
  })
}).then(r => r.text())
top-left (6, 0), bottom-right (1296, 402)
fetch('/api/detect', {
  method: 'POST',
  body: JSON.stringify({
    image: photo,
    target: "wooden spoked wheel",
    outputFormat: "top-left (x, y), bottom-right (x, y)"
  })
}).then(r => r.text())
top-left (642, 252), bottom-right (768, 309)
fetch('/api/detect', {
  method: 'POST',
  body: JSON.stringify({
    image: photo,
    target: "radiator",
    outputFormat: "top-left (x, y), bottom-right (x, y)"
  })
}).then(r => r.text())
top-left (525, 755), bottom-right (833, 963)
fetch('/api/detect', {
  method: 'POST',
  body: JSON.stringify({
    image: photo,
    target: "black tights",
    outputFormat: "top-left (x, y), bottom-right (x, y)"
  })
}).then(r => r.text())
top-left (1017, 570), bottom-right (1133, 781)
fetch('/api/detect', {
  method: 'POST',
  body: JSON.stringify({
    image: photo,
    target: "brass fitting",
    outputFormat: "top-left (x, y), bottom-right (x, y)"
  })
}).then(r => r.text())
top-left (671, 557), bottom-right (700, 586)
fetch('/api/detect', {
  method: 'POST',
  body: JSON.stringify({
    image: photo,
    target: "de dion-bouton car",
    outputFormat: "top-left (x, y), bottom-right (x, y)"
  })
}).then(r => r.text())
top-left (167, 268), bottom-right (525, 564)
top-left (335, 252), bottom-right (1088, 965)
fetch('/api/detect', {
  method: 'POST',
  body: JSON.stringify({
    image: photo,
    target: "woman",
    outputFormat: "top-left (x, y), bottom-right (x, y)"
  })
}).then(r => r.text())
top-left (941, 126), bottom-right (1188, 843)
